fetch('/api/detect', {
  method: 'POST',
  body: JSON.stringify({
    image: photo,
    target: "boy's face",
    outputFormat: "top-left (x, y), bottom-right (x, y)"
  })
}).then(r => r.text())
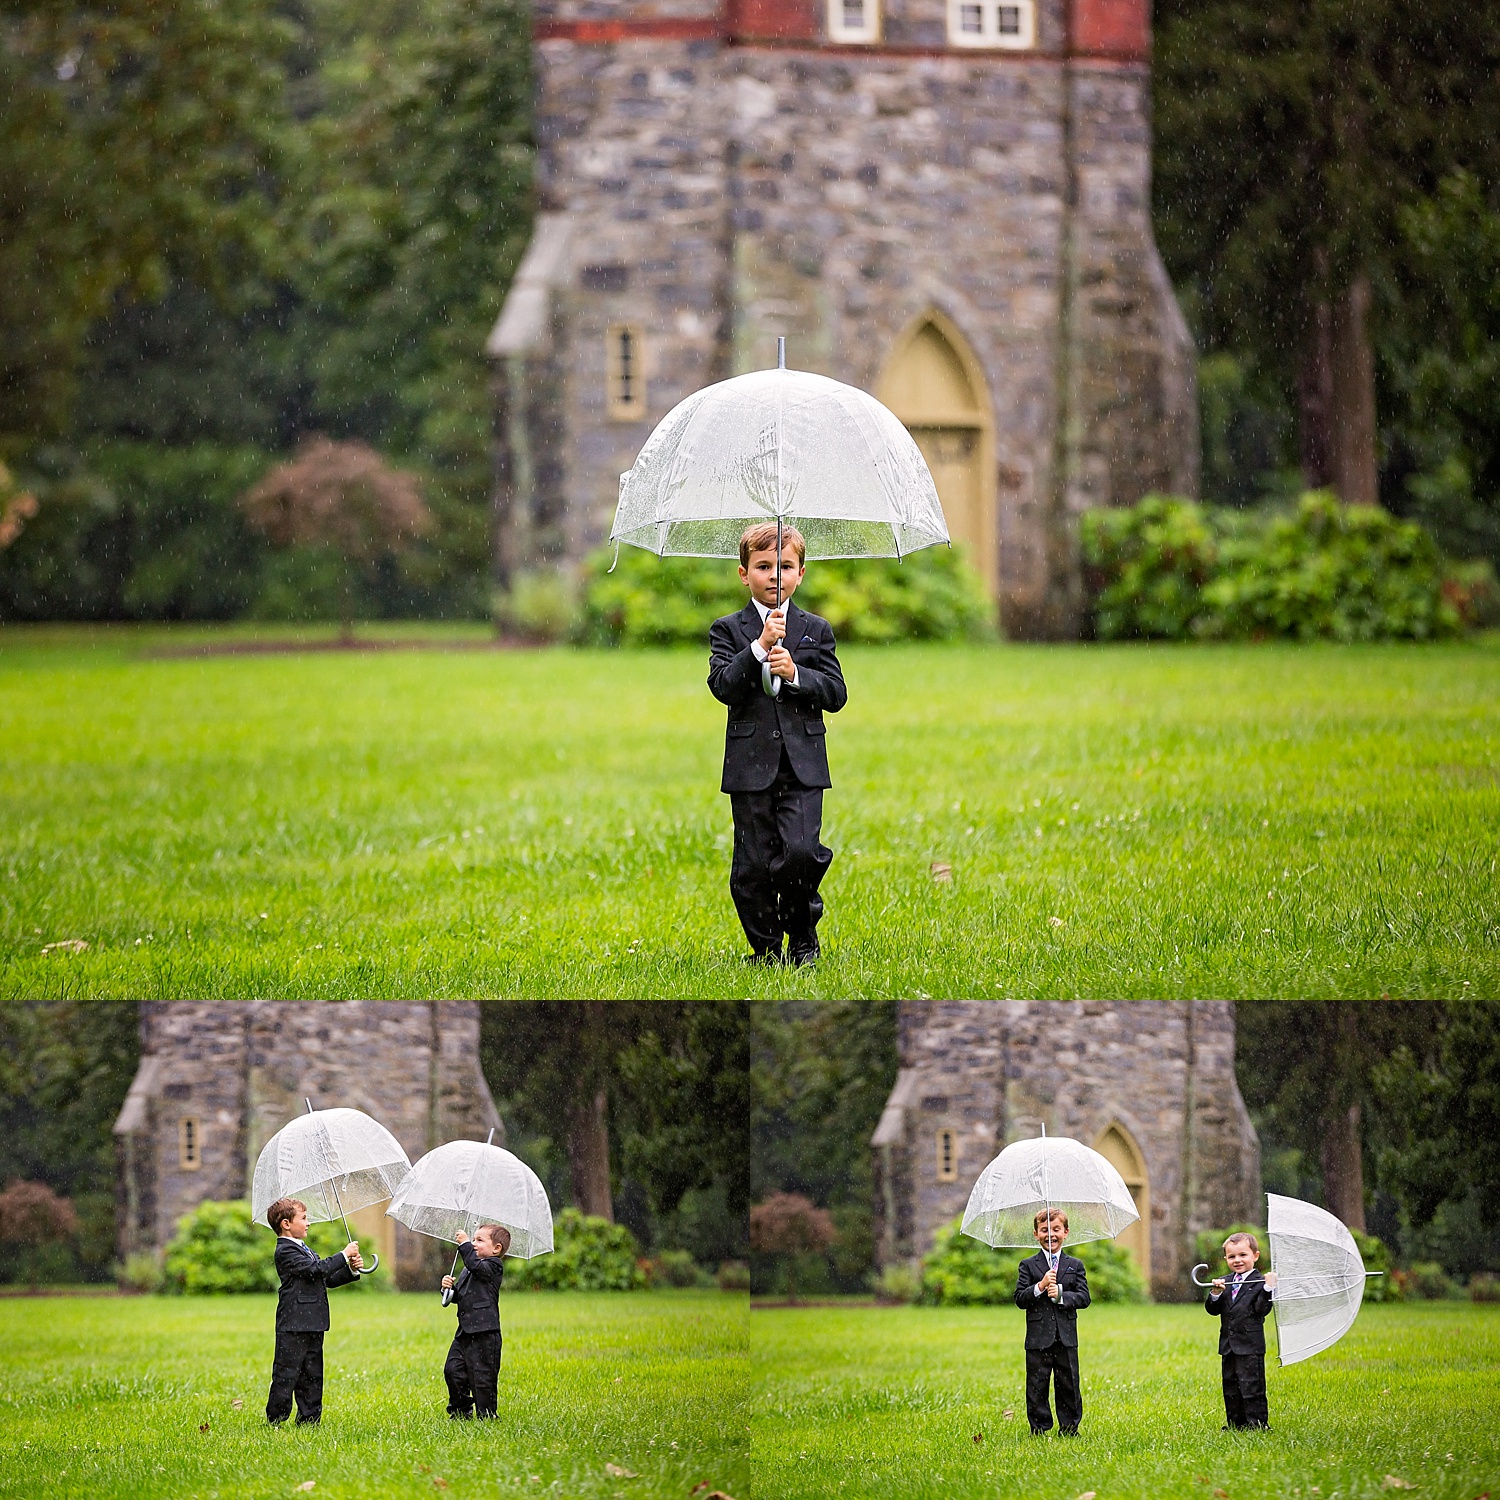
top-left (739, 545), bottom-right (805, 607)
top-left (472, 1228), bottom-right (506, 1259)
top-left (1224, 1240), bottom-right (1259, 1274)
top-left (1034, 1215), bottom-right (1067, 1252)
top-left (281, 1206), bottom-right (308, 1240)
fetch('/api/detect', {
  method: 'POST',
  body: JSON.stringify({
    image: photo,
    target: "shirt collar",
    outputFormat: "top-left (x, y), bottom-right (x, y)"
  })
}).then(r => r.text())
top-left (751, 598), bottom-right (793, 622)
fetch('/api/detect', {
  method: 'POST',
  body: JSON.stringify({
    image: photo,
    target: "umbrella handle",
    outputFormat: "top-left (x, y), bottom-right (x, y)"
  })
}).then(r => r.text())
top-left (1190, 1262), bottom-right (1216, 1288)
top-left (357, 1251), bottom-right (379, 1276)
top-left (761, 660), bottom-right (782, 697)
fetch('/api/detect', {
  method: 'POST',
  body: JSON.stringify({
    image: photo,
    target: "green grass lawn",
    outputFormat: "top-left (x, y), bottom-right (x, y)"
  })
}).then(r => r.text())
top-left (3, 627), bottom-right (1498, 998)
top-left (0, 1289), bottom-right (747, 1500)
top-left (749, 1302), bottom-right (1500, 1499)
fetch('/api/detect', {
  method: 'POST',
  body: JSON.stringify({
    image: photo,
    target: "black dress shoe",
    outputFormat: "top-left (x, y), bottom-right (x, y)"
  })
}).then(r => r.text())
top-left (786, 942), bottom-right (820, 966)
top-left (743, 950), bottom-right (782, 966)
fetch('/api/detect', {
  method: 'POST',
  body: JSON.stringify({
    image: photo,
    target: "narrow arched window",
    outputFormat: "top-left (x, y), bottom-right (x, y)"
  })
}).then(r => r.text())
top-left (607, 325), bottom-right (647, 421)
top-left (179, 1116), bottom-right (201, 1170)
top-left (936, 1128), bottom-right (958, 1182)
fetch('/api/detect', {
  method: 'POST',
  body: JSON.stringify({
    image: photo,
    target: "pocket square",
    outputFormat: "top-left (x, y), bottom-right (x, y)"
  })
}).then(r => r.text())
top-left (799, 634), bottom-right (815, 643)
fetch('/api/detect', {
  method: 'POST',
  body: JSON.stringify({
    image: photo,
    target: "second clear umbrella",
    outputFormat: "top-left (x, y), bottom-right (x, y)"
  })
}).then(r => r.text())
top-left (386, 1132), bottom-right (554, 1303)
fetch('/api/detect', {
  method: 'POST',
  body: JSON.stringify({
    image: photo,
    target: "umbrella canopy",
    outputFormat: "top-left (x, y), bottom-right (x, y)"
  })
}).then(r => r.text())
top-left (1267, 1192), bottom-right (1370, 1365)
top-left (251, 1106), bottom-right (412, 1229)
top-left (387, 1139), bottom-right (553, 1260)
top-left (609, 360), bottom-right (949, 564)
top-left (961, 1133), bottom-right (1141, 1249)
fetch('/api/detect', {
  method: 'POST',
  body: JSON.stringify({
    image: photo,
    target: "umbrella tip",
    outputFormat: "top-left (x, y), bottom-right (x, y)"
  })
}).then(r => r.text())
top-left (777, 336), bottom-right (785, 370)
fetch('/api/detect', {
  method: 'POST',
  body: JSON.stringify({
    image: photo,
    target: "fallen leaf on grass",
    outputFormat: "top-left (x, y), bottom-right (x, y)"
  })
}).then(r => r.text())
top-left (41, 939), bottom-right (88, 954)
top-left (295, 1485), bottom-right (315, 1494)
top-left (973, 1432), bottom-right (984, 1444)
top-left (605, 1464), bottom-right (638, 1479)
top-left (1050, 916), bottom-right (1066, 927)
top-left (1076, 1492), bottom-right (1096, 1500)
top-left (432, 1480), bottom-right (449, 1492)
top-left (1002, 1409), bottom-right (1014, 1420)
top-left (231, 1399), bottom-right (244, 1410)
top-left (1214, 1490), bottom-right (1230, 1499)
top-left (930, 861), bottom-right (953, 884)
top-left (1383, 1480), bottom-right (1415, 1491)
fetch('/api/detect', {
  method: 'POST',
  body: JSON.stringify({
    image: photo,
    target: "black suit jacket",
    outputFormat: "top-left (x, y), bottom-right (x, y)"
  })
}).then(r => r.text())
top-left (452, 1239), bottom-right (504, 1335)
top-left (1014, 1251), bottom-right (1091, 1350)
top-left (1206, 1272), bottom-right (1274, 1355)
top-left (274, 1236), bottom-right (358, 1333)
top-left (707, 600), bottom-right (847, 793)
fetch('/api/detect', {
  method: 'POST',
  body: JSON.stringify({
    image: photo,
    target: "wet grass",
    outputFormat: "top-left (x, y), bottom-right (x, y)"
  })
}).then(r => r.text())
top-left (749, 1301), bottom-right (1500, 1499)
top-left (3, 627), bottom-right (1498, 998)
top-left (0, 1289), bottom-right (748, 1500)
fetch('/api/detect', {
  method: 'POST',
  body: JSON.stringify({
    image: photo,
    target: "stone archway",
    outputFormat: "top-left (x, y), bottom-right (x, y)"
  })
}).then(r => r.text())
top-left (1094, 1122), bottom-right (1151, 1282)
top-left (876, 311), bottom-right (998, 597)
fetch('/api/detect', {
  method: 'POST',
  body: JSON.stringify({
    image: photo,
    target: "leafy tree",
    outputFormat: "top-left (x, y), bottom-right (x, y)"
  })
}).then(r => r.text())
top-left (1154, 0), bottom-right (1500, 504)
top-left (749, 1192), bottom-right (836, 1303)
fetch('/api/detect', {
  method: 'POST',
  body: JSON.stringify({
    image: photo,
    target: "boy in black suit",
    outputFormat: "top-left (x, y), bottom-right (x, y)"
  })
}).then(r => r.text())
top-left (439, 1224), bottom-right (510, 1418)
top-left (1013, 1208), bottom-right (1092, 1435)
top-left (1206, 1230), bottom-right (1278, 1430)
top-left (708, 522), bottom-right (847, 965)
top-left (265, 1197), bottom-right (361, 1425)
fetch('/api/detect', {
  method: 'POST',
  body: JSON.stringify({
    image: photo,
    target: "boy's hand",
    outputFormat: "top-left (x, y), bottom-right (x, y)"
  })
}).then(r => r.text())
top-left (1211, 1278), bottom-right (1226, 1294)
top-left (345, 1244), bottom-right (362, 1269)
top-left (1264, 1272), bottom-right (1277, 1289)
top-left (759, 608), bottom-right (786, 653)
top-left (768, 644), bottom-right (797, 681)
top-left (456, 1230), bottom-right (469, 1245)
top-left (441, 1275), bottom-right (455, 1289)
top-left (1039, 1267), bottom-right (1058, 1295)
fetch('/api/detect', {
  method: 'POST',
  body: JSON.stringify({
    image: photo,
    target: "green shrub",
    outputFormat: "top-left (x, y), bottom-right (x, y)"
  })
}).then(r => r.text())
top-left (876, 1261), bottom-right (922, 1304)
top-left (116, 1252), bottom-right (163, 1294)
top-left (715, 1259), bottom-right (750, 1292)
top-left (918, 1216), bottom-right (1148, 1306)
top-left (576, 544), bottom-right (994, 647)
top-left (504, 1208), bottom-right (647, 1291)
top-left (652, 1249), bottom-right (700, 1288)
top-left (494, 569), bottom-right (580, 643)
top-left (1350, 1229), bottom-right (1397, 1303)
top-left (162, 1199), bottom-right (348, 1294)
top-left (1468, 1272), bottom-right (1500, 1302)
top-left (1080, 491), bottom-right (1466, 641)
top-left (1404, 1260), bottom-right (1459, 1300)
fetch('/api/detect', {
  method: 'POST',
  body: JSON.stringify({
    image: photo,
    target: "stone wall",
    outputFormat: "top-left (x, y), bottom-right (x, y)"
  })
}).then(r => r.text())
top-left (114, 1003), bottom-right (502, 1290)
top-left (490, 0), bottom-right (1198, 638)
top-left (872, 1001), bottom-right (1260, 1298)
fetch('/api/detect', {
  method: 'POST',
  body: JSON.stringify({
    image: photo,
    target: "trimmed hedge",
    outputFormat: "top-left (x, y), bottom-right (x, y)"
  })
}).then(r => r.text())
top-left (504, 1208), bottom-right (647, 1291)
top-left (918, 1215), bottom-right (1149, 1306)
top-left (576, 543), bottom-right (995, 647)
top-left (163, 1199), bottom-right (349, 1294)
top-left (1081, 491), bottom-right (1488, 641)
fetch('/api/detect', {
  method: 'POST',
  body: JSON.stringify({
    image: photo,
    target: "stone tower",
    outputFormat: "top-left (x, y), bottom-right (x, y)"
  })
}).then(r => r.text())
top-left (114, 1003), bottom-right (502, 1290)
top-left (871, 1001), bottom-right (1260, 1297)
top-left (488, 0), bottom-right (1198, 638)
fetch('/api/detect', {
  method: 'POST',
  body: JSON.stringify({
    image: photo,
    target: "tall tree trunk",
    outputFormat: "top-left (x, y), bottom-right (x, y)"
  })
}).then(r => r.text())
top-left (1329, 273), bottom-right (1378, 505)
top-left (1320, 1100), bottom-right (1366, 1231)
top-left (1298, 295), bottom-right (1334, 489)
top-left (567, 1083), bottom-right (613, 1221)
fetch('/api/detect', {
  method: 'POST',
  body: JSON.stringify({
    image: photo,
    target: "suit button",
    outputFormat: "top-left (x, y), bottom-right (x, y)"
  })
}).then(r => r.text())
top-left (772, 730), bottom-right (781, 738)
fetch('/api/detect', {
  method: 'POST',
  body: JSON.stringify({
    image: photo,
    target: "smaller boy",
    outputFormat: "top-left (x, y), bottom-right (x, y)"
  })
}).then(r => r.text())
top-left (265, 1197), bottom-right (362, 1425)
top-left (439, 1224), bottom-right (511, 1418)
top-left (1205, 1230), bottom-right (1278, 1430)
top-left (1013, 1208), bottom-right (1091, 1435)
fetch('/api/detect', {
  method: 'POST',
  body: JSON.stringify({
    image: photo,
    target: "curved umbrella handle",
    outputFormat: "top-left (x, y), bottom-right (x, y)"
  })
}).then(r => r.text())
top-left (441, 1286), bottom-right (453, 1307)
top-left (1190, 1262), bottom-right (1216, 1288)
top-left (357, 1251), bottom-right (379, 1276)
top-left (761, 661), bottom-right (782, 697)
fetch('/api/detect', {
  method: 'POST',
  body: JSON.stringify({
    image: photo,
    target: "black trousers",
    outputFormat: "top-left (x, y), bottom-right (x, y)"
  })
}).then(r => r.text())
top-left (444, 1329), bottom-right (502, 1417)
top-left (267, 1330), bottom-right (324, 1424)
top-left (1221, 1351), bottom-right (1269, 1428)
top-left (1025, 1342), bottom-right (1082, 1433)
top-left (729, 751), bottom-right (832, 956)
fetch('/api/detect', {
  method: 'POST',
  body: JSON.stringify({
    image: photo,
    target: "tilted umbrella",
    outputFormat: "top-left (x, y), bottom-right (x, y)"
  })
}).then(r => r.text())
top-left (251, 1100), bottom-right (412, 1275)
top-left (385, 1131), bottom-right (553, 1304)
top-left (961, 1128), bottom-right (1141, 1248)
top-left (1190, 1193), bottom-right (1380, 1365)
top-left (609, 338), bottom-right (949, 696)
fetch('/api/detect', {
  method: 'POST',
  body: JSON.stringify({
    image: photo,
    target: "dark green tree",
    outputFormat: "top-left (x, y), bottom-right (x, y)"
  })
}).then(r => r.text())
top-left (1154, 0), bottom-right (1500, 504)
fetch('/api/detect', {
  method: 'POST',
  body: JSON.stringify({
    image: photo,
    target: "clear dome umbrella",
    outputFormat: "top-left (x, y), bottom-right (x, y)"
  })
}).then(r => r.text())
top-left (609, 338), bottom-right (949, 696)
top-left (251, 1100), bottom-right (413, 1275)
top-left (386, 1130), bottom-right (553, 1304)
top-left (961, 1127), bottom-right (1141, 1248)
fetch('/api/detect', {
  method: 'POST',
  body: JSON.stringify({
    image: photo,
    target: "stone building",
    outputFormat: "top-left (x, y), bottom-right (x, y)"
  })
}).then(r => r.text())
top-left (114, 1003), bottom-right (502, 1289)
top-left (871, 1001), bottom-right (1259, 1297)
top-left (488, 0), bottom-right (1197, 638)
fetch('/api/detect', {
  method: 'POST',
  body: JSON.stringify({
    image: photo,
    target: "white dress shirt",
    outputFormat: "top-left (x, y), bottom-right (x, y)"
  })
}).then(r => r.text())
top-left (748, 598), bottom-right (800, 688)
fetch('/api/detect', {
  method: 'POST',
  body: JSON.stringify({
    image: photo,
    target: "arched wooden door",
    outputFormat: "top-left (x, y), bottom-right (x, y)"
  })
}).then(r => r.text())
top-left (876, 312), bottom-right (997, 596)
top-left (1094, 1123), bottom-right (1151, 1283)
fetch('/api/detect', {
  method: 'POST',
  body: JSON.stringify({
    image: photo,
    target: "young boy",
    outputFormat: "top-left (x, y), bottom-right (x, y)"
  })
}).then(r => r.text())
top-left (265, 1197), bottom-right (361, 1425)
top-left (1013, 1208), bottom-right (1092, 1435)
top-left (1206, 1230), bottom-right (1278, 1430)
top-left (707, 522), bottom-right (847, 965)
top-left (439, 1224), bottom-right (510, 1418)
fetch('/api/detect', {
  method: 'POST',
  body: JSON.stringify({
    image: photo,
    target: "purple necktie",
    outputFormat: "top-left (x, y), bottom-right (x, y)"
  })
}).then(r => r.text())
top-left (1231, 1273), bottom-right (1244, 1301)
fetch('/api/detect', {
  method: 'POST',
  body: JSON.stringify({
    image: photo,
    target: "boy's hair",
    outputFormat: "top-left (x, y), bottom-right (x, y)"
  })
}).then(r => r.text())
top-left (476, 1224), bottom-right (512, 1254)
top-left (739, 522), bottom-right (806, 568)
top-left (268, 1198), bottom-right (305, 1235)
top-left (1223, 1231), bottom-right (1260, 1254)
top-left (1034, 1208), bottom-right (1070, 1232)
